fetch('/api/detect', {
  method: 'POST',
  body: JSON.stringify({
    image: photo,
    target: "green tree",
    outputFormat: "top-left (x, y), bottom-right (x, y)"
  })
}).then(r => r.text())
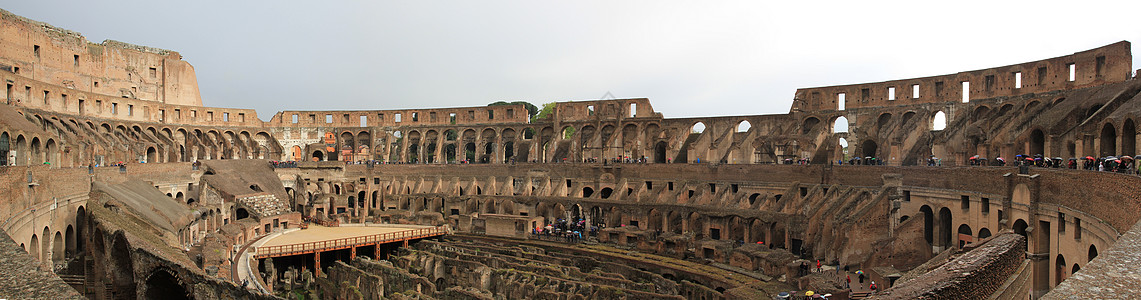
top-left (531, 102), bottom-right (556, 122)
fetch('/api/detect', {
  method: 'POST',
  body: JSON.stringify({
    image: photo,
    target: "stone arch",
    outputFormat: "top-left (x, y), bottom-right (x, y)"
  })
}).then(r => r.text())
top-left (832, 116), bottom-right (848, 133)
top-left (12, 134), bottom-right (26, 165)
top-left (802, 117), bottom-right (820, 134)
top-left (444, 143), bottom-right (457, 163)
top-left (1013, 219), bottom-right (1029, 251)
top-left (736, 120), bottom-right (751, 133)
top-left (28, 234), bottom-right (39, 260)
top-left (144, 267), bottom-right (189, 299)
top-left (1030, 129), bottom-right (1046, 156)
top-left (1055, 254), bottom-right (1067, 286)
top-left (599, 187), bottom-right (613, 199)
top-left (861, 139), bottom-right (878, 159)
top-left (978, 227), bottom-right (992, 239)
top-left (647, 209), bottom-right (663, 231)
top-left (146, 146), bottom-right (158, 163)
top-left (687, 212), bottom-right (706, 238)
top-left (65, 225), bottom-right (75, 255)
top-left (1101, 122), bottom-right (1117, 156)
top-left (44, 138), bottom-right (58, 166)
top-left (1088, 244), bottom-right (1098, 262)
top-left (957, 224), bottom-right (972, 248)
top-left (582, 187), bottom-right (594, 198)
top-left (52, 231), bottom-right (64, 262)
top-left (932, 111), bottom-right (947, 131)
top-left (878, 112), bottom-right (893, 129)
top-left (41, 226), bottom-right (50, 263)
top-left (0, 132), bottom-right (8, 166)
top-left (110, 232), bottom-right (136, 298)
top-left (728, 216), bottom-right (746, 242)
top-left (691, 122), bottom-right (706, 134)
top-left (30, 137), bottom-right (42, 164)
top-left (235, 208), bottom-right (250, 220)
top-left (312, 150), bottom-right (324, 161)
top-left (938, 207), bottom-right (952, 249)
top-left (76, 206), bottom-right (85, 252)
top-left (919, 205), bottom-right (934, 244)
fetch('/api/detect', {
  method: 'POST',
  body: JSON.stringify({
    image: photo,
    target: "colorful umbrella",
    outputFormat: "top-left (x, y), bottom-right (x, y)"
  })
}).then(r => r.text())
top-left (805, 291), bottom-right (814, 296)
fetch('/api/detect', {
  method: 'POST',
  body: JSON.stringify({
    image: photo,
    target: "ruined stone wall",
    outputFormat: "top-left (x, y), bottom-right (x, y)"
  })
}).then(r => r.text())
top-left (0, 8), bottom-right (203, 107)
top-left (792, 41), bottom-right (1132, 112)
top-left (871, 233), bottom-right (1027, 299)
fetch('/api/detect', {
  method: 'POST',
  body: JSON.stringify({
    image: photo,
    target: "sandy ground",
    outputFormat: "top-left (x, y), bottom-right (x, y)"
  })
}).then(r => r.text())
top-left (260, 224), bottom-right (436, 247)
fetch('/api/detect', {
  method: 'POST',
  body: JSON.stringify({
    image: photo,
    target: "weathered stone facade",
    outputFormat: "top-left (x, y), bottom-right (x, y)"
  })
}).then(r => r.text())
top-left (1, 6), bottom-right (1141, 300)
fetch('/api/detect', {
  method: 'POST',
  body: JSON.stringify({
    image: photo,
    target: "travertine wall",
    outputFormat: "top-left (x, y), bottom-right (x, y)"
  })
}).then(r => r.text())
top-left (0, 9), bottom-right (202, 107)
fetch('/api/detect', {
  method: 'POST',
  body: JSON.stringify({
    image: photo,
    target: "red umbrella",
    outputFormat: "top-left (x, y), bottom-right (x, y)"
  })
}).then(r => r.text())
top-left (1026, 157), bottom-right (1034, 161)
top-left (1086, 156), bottom-right (1095, 160)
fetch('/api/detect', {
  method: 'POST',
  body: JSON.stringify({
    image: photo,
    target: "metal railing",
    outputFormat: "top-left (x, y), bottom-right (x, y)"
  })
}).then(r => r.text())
top-left (253, 226), bottom-right (446, 258)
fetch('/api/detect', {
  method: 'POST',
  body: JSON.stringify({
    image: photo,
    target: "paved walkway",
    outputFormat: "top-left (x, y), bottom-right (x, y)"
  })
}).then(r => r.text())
top-left (260, 224), bottom-right (431, 247)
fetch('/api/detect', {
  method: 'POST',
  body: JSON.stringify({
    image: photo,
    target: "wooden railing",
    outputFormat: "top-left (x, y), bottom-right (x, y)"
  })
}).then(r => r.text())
top-left (253, 226), bottom-right (446, 259)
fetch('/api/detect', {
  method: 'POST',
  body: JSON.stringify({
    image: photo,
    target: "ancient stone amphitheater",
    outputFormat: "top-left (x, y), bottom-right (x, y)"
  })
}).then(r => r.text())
top-left (0, 7), bottom-right (1138, 300)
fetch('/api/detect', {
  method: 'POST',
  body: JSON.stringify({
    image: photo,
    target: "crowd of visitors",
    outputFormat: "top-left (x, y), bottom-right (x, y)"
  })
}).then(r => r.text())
top-left (531, 218), bottom-right (590, 243)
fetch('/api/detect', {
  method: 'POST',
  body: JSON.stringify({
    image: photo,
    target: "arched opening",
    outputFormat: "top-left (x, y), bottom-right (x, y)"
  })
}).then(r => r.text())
top-left (938, 207), bottom-right (952, 248)
top-left (1072, 264), bottom-right (1081, 274)
top-left (52, 231), bottom-right (64, 262)
top-left (748, 193), bottom-right (761, 205)
top-left (600, 187), bottom-right (613, 199)
top-left (145, 269), bottom-right (189, 300)
top-left (920, 205), bottom-right (934, 245)
top-left (1124, 119), bottom-right (1136, 156)
top-left (464, 143), bottom-right (476, 162)
top-left (44, 139), bottom-right (58, 166)
top-left (1101, 123), bottom-right (1117, 157)
top-left (146, 147), bottom-right (158, 163)
top-left (833, 116), bottom-right (848, 133)
top-left (0, 132), bottom-right (8, 166)
top-left (878, 113), bottom-right (893, 129)
top-left (503, 141), bottom-right (514, 163)
top-left (736, 120), bottom-right (751, 133)
top-left (932, 111), bottom-right (947, 131)
top-left (65, 225), bottom-right (75, 255)
top-left (30, 137), bottom-right (42, 164)
top-left (582, 187), bottom-right (594, 198)
top-left (235, 208), bottom-right (250, 220)
top-left (691, 122), bottom-right (706, 134)
top-left (655, 141), bottom-right (667, 163)
top-left (978, 227), bottom-right (992, 239)
top-left (14, 135), bottom-right (26, 166)
top-left (1013, 219), bottom-right (1029, 251)
top-left (110, 234), bottom-right (136, 298)
top-left (1055, 254), bottom-right (1067, 286)
top-left (956, 224), bottom-right (972, 248)
top-left (444, 144), bottom-right (457, 163)
top-left (838, 138), bottom-right (849, 161)
top-left (28, 234), bottom-right (39, 260)
top-left (802, 117), bottom-right (820, 134)
top-left (1088, 244), bottom-right (1098, 262)
top-left (41, 227), bottom-right (49, 262)
top-left (311, 150), bottom-right (324, 161)
top-left (1030, 129), bottom-right (1045, 156)
top-left (861, 140), bottom-right (878, 159)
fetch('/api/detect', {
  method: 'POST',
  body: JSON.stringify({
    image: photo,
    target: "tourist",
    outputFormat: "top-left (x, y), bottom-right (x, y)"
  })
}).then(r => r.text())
top-left (845, 275), bottom-right (850, 289)
top-left (869, 281), bottom-right (877, 292)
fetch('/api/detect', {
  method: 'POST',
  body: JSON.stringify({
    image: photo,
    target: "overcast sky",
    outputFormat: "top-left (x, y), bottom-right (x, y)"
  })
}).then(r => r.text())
top-left (6, 1), bottom-right (1141, 121)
